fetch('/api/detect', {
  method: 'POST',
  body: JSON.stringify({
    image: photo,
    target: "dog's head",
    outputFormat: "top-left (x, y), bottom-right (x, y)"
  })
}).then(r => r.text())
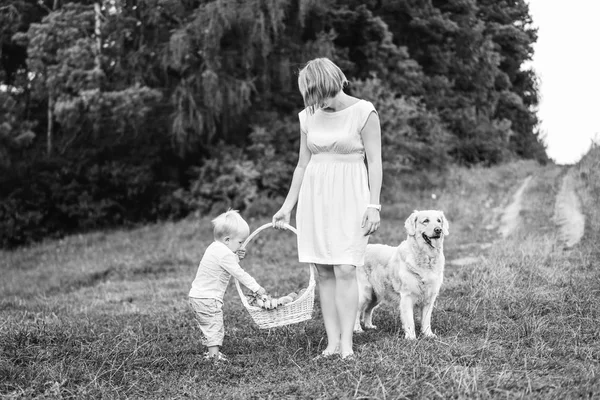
top-left (404, 210), bottom-right (449, 249)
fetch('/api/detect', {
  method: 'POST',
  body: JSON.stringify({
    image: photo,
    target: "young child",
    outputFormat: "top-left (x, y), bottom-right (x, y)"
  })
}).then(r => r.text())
top-left (188, 209), bottom-right (267, 361)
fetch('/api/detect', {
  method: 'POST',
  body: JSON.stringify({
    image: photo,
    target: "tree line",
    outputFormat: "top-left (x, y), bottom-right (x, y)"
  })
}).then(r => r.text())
top-left (0, 0), bottom-right (548, 248)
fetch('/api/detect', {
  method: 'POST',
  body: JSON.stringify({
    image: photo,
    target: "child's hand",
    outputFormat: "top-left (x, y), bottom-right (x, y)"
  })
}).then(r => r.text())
top-left (255, 288), bottom-right (273, 307)
top-left (250, 288), bottom-right (272, 309)
top-left (236, 249), bottom-right (246, 260)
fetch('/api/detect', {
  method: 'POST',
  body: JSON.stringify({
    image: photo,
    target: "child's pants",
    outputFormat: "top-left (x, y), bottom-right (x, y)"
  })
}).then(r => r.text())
top-left (188, 297), bottom-right (224, 347)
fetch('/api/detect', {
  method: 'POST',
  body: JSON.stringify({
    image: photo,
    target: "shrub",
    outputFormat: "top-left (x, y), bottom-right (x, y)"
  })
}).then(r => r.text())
top-left (247, 114), bottom-right (298, 198)
top-left (351, 76), bottom-right (452, 193)
top-left (0, 150), bottom-right (181, 249)
top-left (177, 114), bottom-right (300, 218)
top-left (177, 143), bottom-right (261, 216)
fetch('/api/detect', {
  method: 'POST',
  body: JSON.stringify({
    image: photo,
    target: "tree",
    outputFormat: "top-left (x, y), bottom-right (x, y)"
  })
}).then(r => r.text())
top-left (367, 0), bottom-right (544, 164)
top-left (0, 92), bottom-right (35, 169)
top-left (0, 0), bottom-right (549, 248)
top-left (0, 1), bottom-right (44, 167)
top-left (15, 2), bottom-right (161, 156)
top-left (351, 76), bottom-right (450, 176)
top-left (1, 0), bottom-right (43, 86)
top-left (478, 0), bottom-right (547, 162)
top-left (163, 0), bottom-right (295, 156)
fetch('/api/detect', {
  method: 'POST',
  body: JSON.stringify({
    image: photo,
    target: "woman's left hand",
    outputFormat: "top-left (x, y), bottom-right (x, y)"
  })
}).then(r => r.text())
top-left (361, 208), bottom-right (381, 236)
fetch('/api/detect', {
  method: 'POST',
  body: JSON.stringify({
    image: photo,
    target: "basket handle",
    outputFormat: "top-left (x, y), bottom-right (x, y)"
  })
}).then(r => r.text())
top-left (235, 222), bottom-right (315, 307)
top-left (240, 222), bottom-right (297, 250)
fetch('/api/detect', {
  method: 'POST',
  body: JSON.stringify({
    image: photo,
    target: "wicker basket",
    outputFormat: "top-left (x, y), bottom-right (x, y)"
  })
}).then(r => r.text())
top-left (234, 223), bottom-right (316, 329)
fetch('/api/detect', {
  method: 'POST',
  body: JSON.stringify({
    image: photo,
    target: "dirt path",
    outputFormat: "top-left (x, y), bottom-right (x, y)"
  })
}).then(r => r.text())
top-left (449, 168), bottom-right (586, 266)
top-left (498, 175), bottom-right (532, 238)
top-left (447, 176), bottom-right (533, 267)
top-left (553, 171), bottom-right (585, 247)
top-left (497, 169), bottom-right (585, 247)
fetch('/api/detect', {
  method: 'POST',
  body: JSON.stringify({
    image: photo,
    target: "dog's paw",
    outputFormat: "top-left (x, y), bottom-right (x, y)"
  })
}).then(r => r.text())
top-left (364, 324), bottom-right (378, 330)
top-left (404, 334), bottom-right (417, 340)
top-left (353, 327), bottom-right (364, 333)
top-left (422, 328), bottom-right (437, 338)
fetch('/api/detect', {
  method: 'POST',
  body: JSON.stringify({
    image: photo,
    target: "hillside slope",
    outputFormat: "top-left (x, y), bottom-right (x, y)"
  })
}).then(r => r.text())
top-left (1, 158), bottom-right (599, 399)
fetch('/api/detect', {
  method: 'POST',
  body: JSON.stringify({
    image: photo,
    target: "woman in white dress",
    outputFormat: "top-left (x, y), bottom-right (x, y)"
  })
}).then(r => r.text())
top-left (272, 57), bottom-right (382, 360)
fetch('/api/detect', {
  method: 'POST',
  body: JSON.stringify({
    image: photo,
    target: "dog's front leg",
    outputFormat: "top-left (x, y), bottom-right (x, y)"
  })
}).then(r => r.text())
top-left (353, 313), bottom-right (363, 333)
top-left (421, 295), bottom-right (437, 338)
top-left (399, 294), bottom-right (416, 340)
top-left (354, 286), bottom-right (365, 333)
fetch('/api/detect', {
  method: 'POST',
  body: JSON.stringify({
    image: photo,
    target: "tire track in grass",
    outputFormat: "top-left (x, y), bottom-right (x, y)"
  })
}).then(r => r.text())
top-left (447, 166), bottom-right (582, 266)
top-left (553, 171), bottom-right (585, 248)
top-left (448, 175), bottom-right (533, 267)
top-left (497, 175), bottom-right (532, 239)
top-left (495, 168), bottom-right (585, 247)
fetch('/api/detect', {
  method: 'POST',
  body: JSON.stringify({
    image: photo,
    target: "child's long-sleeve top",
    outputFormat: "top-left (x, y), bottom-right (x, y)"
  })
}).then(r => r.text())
top-left (189, 241), bottom-right (261, 300)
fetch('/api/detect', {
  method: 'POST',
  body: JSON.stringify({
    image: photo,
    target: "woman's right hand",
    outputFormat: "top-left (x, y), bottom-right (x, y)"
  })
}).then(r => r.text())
top-left (272, 208), bottom-right (291, 229)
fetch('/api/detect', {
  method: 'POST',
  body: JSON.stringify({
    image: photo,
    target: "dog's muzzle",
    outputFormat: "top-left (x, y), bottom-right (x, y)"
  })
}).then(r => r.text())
top-left (422, 231), bottom-right (442, 248)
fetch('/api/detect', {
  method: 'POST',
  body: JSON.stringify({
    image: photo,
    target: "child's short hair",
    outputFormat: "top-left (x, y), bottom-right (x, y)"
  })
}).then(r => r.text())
top-left (211, 210), bottom-right (250, 240)
top-left (298, 57), bottom-right (348, 114)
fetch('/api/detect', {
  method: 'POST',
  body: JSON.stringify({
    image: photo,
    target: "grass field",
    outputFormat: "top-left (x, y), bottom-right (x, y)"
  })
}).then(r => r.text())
top-left (1, 156), bottom-right (600, 399)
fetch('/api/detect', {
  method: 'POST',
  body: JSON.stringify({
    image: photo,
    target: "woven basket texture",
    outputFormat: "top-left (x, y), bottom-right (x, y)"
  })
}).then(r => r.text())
top-left (235, 223), bottom-right (316, 329)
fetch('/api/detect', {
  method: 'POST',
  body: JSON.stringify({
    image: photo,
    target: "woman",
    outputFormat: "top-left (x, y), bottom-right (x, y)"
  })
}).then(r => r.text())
top-left (272, 57), bottom-right (382, 360)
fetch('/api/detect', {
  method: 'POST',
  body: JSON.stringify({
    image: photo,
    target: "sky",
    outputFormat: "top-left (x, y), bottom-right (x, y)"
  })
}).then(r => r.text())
top-left (526, 0), bottom-right (600, 164)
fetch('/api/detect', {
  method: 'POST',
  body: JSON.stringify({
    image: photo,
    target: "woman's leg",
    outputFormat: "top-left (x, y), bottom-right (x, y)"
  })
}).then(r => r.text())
top-left (316, 264), bottom-right (340, 352)
top-left (334, 264), bottom-right (358, 356)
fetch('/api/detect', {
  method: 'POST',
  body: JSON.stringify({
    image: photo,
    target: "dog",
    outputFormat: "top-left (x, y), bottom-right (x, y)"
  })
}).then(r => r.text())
top-left (355, 210), bottom-right (449, 339)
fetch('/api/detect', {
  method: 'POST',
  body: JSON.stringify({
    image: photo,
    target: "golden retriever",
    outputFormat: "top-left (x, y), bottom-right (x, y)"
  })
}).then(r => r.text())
top-left (355, 210), bottom-right (449, 339)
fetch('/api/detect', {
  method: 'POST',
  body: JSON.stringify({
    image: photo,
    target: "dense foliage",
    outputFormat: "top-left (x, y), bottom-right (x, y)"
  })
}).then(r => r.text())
top-left (0, 0), bottom-right (547, 248)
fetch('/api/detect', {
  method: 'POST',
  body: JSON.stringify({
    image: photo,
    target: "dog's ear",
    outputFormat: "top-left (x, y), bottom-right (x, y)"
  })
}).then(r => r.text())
top-left (404, 210), bottom-right (419, 236)
top-left (440, 211), bottom-right (450, 236)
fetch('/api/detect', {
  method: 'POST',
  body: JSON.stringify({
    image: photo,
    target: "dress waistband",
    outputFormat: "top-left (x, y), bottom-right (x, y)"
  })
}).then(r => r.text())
top-left (310, 153), bottom-right (364, 163)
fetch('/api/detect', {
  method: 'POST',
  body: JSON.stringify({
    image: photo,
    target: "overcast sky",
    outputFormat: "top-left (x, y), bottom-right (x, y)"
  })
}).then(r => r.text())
top-left (526, 0), bottom-right (600, 164)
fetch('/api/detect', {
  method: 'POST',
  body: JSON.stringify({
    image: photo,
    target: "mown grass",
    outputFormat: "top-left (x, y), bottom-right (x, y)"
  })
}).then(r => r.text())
top-left (1, 159), bottom-right (600, 399)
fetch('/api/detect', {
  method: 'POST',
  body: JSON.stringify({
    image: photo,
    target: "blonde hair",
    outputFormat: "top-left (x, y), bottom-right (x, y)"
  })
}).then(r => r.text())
top-left (211, 209), bottom-right (250, 240)
top-left (298, 57), bottom-right (348, 114)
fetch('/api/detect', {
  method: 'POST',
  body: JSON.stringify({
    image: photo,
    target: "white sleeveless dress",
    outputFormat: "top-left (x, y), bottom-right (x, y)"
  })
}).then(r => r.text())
top-left (296, 99), bottom-right (377, 266)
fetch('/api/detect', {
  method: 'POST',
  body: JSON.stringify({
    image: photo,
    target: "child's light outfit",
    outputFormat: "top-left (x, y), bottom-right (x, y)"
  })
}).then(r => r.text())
top-left (297, 100), bottom-right (377, 266)
top-left (189, 241), bottom-right (262, 347)
top-left (188, 298), bottom-right (225, 347)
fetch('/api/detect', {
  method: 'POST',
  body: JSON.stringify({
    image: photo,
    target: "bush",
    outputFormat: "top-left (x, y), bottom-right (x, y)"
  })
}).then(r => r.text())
top-left (175, 114), bottom-right (300, 218)
top-left (176, 143), bottom-right (261, 216)
top-left (0, 151), bottom-right (183, 249)
top-left (246, 114), bottom-right (299, 198)
top-left (351, 76), bottom-right (452, 194)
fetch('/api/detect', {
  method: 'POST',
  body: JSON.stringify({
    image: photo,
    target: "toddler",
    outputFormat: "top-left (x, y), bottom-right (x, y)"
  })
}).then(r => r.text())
top-left (188, 210), bottom-right (267, 361)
